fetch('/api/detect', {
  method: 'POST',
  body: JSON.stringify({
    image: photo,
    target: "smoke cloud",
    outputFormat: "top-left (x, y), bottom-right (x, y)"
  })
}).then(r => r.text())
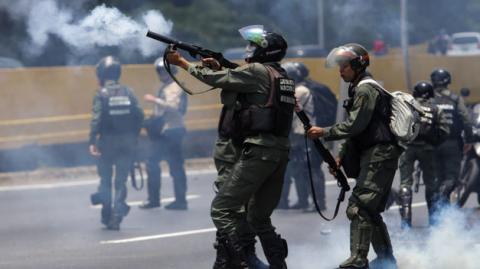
top-left (287, 206), bottom-right (480, 269)
top-left (1, 0), bottom-right (172, 59)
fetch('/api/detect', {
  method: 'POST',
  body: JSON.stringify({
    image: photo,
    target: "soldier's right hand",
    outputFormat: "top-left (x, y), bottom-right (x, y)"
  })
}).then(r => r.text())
top-left (89, 144), bottom-right (101, 157)
top-left (328, 157), bottom-right (341, 176)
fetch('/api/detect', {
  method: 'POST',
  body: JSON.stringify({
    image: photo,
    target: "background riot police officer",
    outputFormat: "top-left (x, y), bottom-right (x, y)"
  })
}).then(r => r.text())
top-left (278, 61), bottom-right (326, 211)
top-left (398, 81), bottom-right (449, 228)
top-left (140, 57), bottom-right (189, 210)
top-left (166, 25), bottom-right (292, 269)
top-left (431, 69), bottom-right (473, 218)
top-left (89, 56), bottom-right (144, 230)
top-left (307, 44), bottom-right (401, 269)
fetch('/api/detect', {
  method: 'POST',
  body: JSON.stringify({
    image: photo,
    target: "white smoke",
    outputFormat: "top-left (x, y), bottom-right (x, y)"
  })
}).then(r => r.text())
top-left (286, 206), bottom-right (480, 269)
top-left (2, 0), bottom-right (172, 58)
top-left (394, 206), bottom-right (480, 269)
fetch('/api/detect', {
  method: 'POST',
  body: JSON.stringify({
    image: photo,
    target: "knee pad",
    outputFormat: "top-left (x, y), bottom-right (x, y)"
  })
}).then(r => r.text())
top-left (399, 187), bottom-right (412, 206)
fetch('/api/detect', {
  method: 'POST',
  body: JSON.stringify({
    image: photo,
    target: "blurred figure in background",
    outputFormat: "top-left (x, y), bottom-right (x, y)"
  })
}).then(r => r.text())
top-left (372, 34), bottom-right (388, 56)
top-left (428, 29), bottom-right (450, 55)
top-left (397, 81), bottom-right (449, 228)
top-left (140, 57), bottom-right (189, 210)
top-left (277, 61), bottom-right (327, 212)
top-left (431, 68), bottom-right (473, 220)
top-left (89, 56), bottom-right (144, 230)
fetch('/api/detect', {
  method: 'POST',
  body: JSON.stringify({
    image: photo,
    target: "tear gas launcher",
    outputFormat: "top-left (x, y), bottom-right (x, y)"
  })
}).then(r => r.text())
top-left (146, 30), bottom-right (239, 69)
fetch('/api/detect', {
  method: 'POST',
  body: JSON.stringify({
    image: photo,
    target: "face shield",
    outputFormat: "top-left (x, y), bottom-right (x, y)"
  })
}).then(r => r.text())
top-left (325, 46), bottom-right (358, 68)
top-left (239, 25), bottom-right (268, 48)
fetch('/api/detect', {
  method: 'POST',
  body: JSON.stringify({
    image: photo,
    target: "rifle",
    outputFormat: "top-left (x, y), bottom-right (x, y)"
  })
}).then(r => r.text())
top-left (146, 30), bottom-right (239, 69)
top-left (296, 110), bottom-right (350, 221)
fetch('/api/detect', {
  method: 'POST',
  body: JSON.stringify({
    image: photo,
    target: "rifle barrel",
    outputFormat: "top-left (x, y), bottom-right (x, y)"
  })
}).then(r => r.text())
top-left (146, 30), bottom-right (199, 54)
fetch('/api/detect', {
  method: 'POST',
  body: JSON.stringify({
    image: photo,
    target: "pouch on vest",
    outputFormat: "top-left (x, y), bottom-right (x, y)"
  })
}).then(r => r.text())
top-left (358, 79), bottom-right (424, 143)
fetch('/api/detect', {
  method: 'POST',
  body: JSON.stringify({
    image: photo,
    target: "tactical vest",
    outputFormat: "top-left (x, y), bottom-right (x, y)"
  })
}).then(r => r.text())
top-left (346, 78), bottom-right (395, 150)
top-left (414, 99), bottom-right (442, 145)
top-left (434, 90), bottom-right (462, 139)
top-left (217, 64), bottom-right (295, 143)
top-left (100, 84), bottom-right (139, 135)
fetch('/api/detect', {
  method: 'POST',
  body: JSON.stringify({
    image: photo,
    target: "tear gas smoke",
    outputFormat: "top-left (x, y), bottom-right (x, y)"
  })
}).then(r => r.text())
top-left (287, 206), bottom-right (480, 269)
top-left (2, 0), bottom-right (172, 59)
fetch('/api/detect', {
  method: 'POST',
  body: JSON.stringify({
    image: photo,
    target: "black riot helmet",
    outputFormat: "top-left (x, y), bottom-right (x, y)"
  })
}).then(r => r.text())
top-left (325, 43), bottom-right (370, 72)
top-left (239, 25), bottom-right (287, 63)
top-left (96, 56), bottom-right (121, 84)
top-left (430, 68), bottom-right (451, 88)
top-left (281, 62), bottom-right (309, 83)
top-left (413, 81), bottom-right (434, 99)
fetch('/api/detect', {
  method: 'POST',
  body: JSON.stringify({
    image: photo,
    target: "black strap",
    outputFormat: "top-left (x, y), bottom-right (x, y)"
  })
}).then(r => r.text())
top-left (130, 162), bottom-right (144, 191)
top-left (304, 134), bottom-right (345, 221)
top-left (163, 45), bottom-right (217, 96)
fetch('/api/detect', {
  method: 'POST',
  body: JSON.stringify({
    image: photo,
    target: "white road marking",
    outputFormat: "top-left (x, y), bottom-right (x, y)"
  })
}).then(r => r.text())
top-left (100, 227), bottom-right (217, 244)
top-left (0, 169), bottom-right (217, 192)
top-left (388, 201), bottom-right (427, 211)
top-left (325, 178), bottom-right (355, 186)
top-left (90, 194), bottom-right (201, 209)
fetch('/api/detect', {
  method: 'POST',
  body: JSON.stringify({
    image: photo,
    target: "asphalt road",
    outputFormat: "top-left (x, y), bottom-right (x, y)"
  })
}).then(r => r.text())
top-left (0, 167), bottom-right (479, 269)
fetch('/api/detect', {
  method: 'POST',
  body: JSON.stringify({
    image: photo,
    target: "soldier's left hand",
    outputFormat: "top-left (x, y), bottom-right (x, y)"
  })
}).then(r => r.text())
top-left (464, 143), bottom-right (472, 154)
top-left (307, 126), bottom-right (325, 139)
top-left (89, 144), bottom-right (101, 157)
top-left (165, 49), bottom-right (184, 66)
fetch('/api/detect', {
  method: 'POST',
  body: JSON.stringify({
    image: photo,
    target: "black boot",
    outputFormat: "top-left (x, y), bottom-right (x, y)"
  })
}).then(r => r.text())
top-left (213, 233), bottom-right (231, 269)
top-left (244, 240), bottom-right (269, 269)
top-left (371, 221), bottom-right (397, 269)
top-left (107, 214), bottom-right (122, 231)
top-left (259, 232), bottom-right (288, 269)
top-left (338, 220), bottom-right (371, 269)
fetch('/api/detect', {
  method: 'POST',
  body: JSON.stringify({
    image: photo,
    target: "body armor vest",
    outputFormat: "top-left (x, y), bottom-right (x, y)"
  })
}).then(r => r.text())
top-left (415, 99), bottom-right (442, 145)
top-left (217, 64), bottom-right (295, 143)
top-left (100, 84), bottom-right (138, 135)
top-left (434, 91), bottom-right (462, 140)
top-left (346, 77), bottom-right (395, 150)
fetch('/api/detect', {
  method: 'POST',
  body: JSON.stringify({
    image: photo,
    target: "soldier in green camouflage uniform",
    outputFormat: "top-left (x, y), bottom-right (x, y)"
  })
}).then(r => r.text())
top-left (398, 81), bottom-right (449, 228)
top-left (167, 25), bottom-right (293, 269)
top-left (89, 56), bottom-right (144, 230)
top-left (307, 44), bottom-right (401, 269)
top-left (430, 69), bottom-right (473, 219)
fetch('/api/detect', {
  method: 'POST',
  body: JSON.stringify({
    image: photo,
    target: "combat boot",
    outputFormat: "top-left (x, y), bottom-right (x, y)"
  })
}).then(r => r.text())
top-left (213, 233), bottom-right (231, 269)
top-left (338, 220), bottom-right (371, 269)
top-left (107, 214), bottom-right (122, 231)
top-left (371, 221), bottom-right (397, 269)
top-left (244, 240), bottom-right (269, 269)
top-left (225, 233), bottom-right (249, 269)
top-left (259, 232), bottom-right (288, 269)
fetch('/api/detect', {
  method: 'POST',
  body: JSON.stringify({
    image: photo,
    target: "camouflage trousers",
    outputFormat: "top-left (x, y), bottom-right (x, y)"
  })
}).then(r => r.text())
top-left (211, 143), bottom-right (289, 235)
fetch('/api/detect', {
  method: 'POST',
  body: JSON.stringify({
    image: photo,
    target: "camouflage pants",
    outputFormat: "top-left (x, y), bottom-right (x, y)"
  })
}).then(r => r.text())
top-left (211, 143), bottom-right (289, 235)
top-left (346, 157), bottom-right (398, 262)
top-left (434, 139), bottom-right (462, 205)
top-left (399, 145), bottom-right (437, 211)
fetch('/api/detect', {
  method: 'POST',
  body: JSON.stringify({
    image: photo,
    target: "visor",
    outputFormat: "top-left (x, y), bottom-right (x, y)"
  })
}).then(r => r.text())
top-left (325, 46), bottom-right (359, 68)
top-left (239, 25), bottom-right (268, 48)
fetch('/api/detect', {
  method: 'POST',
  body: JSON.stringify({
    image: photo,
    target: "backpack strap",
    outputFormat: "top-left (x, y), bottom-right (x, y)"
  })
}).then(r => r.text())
top-left (357, 78), bottom-right (394, 98)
